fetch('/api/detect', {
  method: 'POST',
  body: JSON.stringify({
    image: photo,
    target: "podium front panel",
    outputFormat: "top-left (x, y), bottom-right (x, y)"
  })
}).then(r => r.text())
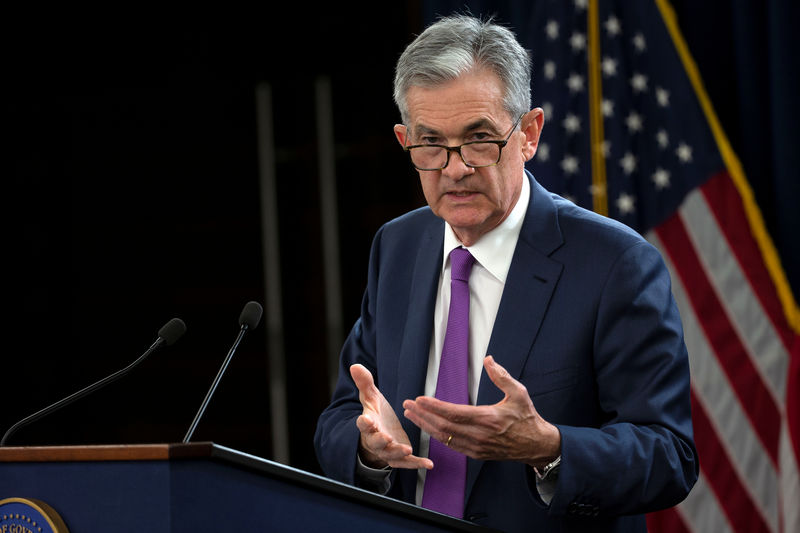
top-left (0, 445), bottom-right (494, 532)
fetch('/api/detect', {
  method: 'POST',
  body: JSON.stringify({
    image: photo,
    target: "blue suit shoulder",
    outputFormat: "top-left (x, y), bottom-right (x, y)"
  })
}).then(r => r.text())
top-left (371, 205), bottom-right (441, 254)
top-left (380, 205), bottom-right (438, 234)
top-left (551, 193), bottom-right (646, 251)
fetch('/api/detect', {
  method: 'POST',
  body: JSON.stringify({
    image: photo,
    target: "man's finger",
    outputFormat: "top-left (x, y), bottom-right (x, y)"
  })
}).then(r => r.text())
top-left (483, 355), bottom-right (525, 398)
top-left (403, 402), bottom-right (459, 444)
top-left (404, 397), bottom-right (487, 423)
top-left (390, 455), bottom-right (434, 470)
top-left (350, 364), bottom-right (375, 391)
top-left (379, 440), bottom-right (414, 459)
top-left (351, 364), bottom-right (382, 411)
top-left (356, 413), bottom-right (380, 435)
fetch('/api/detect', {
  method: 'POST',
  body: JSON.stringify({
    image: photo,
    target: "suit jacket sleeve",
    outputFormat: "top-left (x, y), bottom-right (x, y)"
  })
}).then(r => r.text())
top-left (546, 238), bottom-right (698, 517)
top-left (314, 225), bottom-right (384, 487)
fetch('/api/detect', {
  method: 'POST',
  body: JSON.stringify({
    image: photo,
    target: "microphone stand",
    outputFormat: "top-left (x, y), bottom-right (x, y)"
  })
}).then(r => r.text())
top-left (182, 325), bottom-right (249, 443)
top-left (2, 338), bottom-right (164, 446)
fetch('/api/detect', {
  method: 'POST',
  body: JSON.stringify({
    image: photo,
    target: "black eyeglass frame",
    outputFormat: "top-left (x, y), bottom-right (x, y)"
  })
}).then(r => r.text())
top-left (402, 113), bottom-right (525, 171)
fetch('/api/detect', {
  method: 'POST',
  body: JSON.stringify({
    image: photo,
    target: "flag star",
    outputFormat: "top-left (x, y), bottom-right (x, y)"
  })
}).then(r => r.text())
top-left (537, 142), bottom-right (550, 162)
top-left (563, 113), bottom-right (582, 134)
top-left (616, 192), bottom-right (636, 214)
top-left (602, 99), bottom-right (615, 117)
top-left (545, 20), bottom-right (559, 40)
top-left (589, 183), bottom-right (605, 197)
top-left (542, 102), bottom-right (554, 120)
top-left (599, 140), bottom-right (612, 158)
top-left (544, 60), bottom-right (557, 80)
top-left (562, 193), bottom-right (577, 204)
top-left (574, 0), bottom-right (588, 11)
top-left (676, 142), bottom-right (693, 163)
top-left (652, 168), bottom-right (671, 190)
top-left (656, 129), bottom-right (669, 149)
top-left (561, 155), bottom-right (580, 175)
top-left (633, 33), bottom-right (647, 52)
top-left (601, 56), bottom-right (618, 77)
top-left (656, 87), bottom-right (670, 107)
top-left (625, 112), bottom-right (644, 133)
top-left (567, 73), bottom-right (585, 92)
top-left (630, 73), bottom-right (648, 93)
top-left (605, 15), bottom-right (621, 36)
top-left (619, 152), bottom-right (638, 175)
top-left (570, 32), bottom-right (587, 52)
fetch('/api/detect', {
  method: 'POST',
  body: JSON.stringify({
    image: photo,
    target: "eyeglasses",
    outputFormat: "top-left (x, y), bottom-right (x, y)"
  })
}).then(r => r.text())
top-left (403, 114), bottom-right (524, 171)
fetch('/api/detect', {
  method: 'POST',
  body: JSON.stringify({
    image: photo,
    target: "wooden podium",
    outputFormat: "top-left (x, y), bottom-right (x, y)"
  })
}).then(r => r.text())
top-left (0, 443), bottom-right (495, 532)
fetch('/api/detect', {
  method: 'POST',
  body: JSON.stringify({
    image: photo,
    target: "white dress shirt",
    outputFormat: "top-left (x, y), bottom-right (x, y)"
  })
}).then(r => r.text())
top-left (414, 175), bottom-right (530, 504)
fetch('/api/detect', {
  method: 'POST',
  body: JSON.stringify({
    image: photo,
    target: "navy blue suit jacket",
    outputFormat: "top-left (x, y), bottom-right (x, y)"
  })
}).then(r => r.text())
top-left (315, 173), bottom-right (698, 532)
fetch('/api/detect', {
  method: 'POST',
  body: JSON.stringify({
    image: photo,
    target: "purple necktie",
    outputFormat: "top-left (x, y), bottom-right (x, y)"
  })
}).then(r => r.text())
top-left (422, 247), bottom-right (475, 518)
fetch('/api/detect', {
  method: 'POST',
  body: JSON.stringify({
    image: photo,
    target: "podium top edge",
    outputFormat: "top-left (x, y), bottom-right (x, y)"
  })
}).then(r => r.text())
top-left (0, 442), bottom-right (215, 462)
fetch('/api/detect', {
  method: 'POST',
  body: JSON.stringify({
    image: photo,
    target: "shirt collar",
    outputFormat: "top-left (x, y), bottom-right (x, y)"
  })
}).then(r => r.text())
top-left (443, 173), bottom-right (530, 283)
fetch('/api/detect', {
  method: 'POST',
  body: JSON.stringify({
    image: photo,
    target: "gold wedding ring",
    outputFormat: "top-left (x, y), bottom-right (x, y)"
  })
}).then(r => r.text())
top-left (445, 435), bottom-right (453, 447)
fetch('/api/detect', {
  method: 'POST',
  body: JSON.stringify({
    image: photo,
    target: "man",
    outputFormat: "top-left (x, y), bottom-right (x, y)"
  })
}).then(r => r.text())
top-left (315, 15), bottom-right (697, 532)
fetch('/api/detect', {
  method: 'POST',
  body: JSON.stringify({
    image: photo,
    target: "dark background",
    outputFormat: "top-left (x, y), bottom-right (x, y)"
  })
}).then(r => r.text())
top-left (3, 1), bottom-right (798, 477)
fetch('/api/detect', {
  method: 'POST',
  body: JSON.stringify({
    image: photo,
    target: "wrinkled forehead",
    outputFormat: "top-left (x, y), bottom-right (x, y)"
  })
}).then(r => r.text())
top-left (403, 68), bottom-right (513, 134)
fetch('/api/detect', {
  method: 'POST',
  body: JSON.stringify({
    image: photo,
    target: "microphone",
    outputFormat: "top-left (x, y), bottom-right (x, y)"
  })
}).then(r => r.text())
top-left (1, 317), bottom-right (187, 447)
top-left (183, 301), bottom-right (263, 443)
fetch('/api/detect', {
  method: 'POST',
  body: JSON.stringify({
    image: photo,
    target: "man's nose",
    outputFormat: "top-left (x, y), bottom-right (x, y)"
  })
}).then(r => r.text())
top-left (441, 150), bottom-right (475, 181)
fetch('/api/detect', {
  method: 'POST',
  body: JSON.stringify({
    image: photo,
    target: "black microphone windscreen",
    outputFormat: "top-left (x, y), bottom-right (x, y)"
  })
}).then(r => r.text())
top-left (238, 301), bottom-right (263, 329)
top-left (158, 318), bottom-right (187, 345)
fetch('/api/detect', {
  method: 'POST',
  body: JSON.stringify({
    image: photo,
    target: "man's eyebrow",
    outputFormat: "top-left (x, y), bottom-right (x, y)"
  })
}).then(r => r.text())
top-left (462, 118), bottom-right (501, 135)
top-left (413, 124), bottom-right (441, 137)
top-left (412, 118), bottom-right (501, 139)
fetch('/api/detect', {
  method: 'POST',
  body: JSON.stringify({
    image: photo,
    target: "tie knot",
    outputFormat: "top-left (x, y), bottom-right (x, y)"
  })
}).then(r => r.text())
top-left (449, 248), bottom-right (475, 282)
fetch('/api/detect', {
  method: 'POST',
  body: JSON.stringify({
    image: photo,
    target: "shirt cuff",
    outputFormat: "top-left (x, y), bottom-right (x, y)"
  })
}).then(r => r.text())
top-left (355, 453), bottom-right (392, 494)
top-left (535, 470), bottom-right (559, 505)
top-left (533, 455), bottom-right (561, 505)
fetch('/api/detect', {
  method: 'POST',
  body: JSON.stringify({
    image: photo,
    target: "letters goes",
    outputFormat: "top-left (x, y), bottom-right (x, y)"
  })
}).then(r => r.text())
top-left (7, 525), bottom-right (34, 533)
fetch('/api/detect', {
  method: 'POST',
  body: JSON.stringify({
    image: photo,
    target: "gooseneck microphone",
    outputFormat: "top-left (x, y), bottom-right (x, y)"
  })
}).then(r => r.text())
top-left (183, 301), bottom-right (263, 443)
top-left (0, 317), bottom-right (187, 447)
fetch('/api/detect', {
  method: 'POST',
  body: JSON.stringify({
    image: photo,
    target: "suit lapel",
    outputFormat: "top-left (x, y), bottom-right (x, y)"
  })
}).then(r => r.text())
top-left (393, 218), bottom-right (443, 503)
top-left (465, 173), bottom-right (565, 505)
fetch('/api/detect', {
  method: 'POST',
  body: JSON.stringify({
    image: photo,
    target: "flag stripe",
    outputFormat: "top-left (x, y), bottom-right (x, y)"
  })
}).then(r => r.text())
top-left (650, 231), bottom-right (779, 528)
top-left (680, 183), bottom-right (789, 402)
top-left (646, 506), bottom-right (693, 533)
top-left (691, 390), bottom-right (772, 532)
top-left (700, 173), bottom-right (797, 348)
top-left (655, 214), bottom-right (781, 464)
top-left (787, 337), bottom-right (800, 467)
top-left (675, 474), bottom-right (733, 533)
top-left (780, 421), bottom-right (800, 533)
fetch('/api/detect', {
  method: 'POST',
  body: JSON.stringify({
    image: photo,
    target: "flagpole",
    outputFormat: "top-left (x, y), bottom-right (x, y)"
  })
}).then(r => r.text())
top-left (588, 0), bottom-right (609, 216)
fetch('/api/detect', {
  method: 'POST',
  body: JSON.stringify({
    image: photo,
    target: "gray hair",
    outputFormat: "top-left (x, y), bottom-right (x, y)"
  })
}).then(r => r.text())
top-left (393, 14), bottom-right (532, 125)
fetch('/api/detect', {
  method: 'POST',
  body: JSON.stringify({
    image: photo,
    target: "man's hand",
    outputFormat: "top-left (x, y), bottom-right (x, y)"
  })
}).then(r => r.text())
top-left (351, 364), bottom-right (433, 470)
top-left (402, 356), bottom-right (561, 468)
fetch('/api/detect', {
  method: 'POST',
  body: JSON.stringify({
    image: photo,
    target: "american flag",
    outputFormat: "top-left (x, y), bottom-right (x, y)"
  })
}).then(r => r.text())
top-left (515, 0), bottom-right (800, 531)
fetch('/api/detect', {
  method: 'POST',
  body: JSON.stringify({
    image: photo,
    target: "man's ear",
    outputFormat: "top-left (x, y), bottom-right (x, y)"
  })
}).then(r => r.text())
top-left (520, 108), bottom-right (545, 162)
top-left (394, 124), bottom-right (408, 147)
